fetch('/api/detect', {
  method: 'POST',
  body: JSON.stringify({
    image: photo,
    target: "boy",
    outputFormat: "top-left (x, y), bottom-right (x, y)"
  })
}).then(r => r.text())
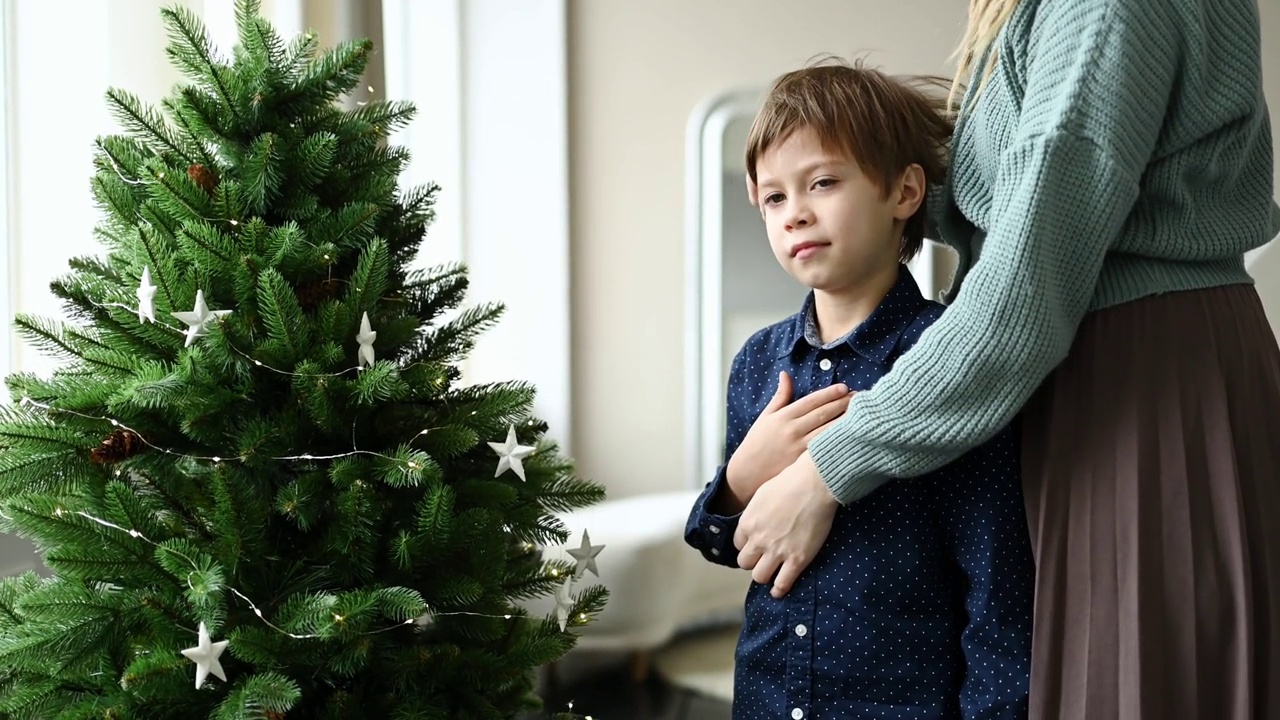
top-left (684, 60), bottom-right (1034, 719)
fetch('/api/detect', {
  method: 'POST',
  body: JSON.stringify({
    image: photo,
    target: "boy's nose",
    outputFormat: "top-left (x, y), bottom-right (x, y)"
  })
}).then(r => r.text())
top-left (784, 199), bottom-right (814, 231)
top-left (786, 215), bottom-right (810, 231)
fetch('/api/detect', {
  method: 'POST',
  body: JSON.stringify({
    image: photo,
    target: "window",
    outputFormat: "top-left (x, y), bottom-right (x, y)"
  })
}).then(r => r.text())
top-left (0, 0), bottom-right (13, 389)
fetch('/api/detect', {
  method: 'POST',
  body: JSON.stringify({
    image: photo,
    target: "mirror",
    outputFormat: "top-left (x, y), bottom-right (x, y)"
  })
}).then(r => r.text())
top-left (683, 90), bottom-right (956, 488)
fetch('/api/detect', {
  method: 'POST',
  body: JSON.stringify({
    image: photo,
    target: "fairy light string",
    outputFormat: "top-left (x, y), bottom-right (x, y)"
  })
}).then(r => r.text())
top-left (53, 504), bottom-right (584, 640)
top-left (18, 396), bottom-right (541, 468)
top-left (14, 397), bottom-right (595, 635)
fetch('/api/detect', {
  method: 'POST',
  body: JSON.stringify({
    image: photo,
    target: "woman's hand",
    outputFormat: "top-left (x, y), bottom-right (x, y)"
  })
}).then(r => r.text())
top-left (733, 450), bottom-right (839, 598)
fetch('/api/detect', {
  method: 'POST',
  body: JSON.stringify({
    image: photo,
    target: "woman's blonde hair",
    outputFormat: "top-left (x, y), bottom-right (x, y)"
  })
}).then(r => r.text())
top-left (948, 0), bottom-right (1023, 111)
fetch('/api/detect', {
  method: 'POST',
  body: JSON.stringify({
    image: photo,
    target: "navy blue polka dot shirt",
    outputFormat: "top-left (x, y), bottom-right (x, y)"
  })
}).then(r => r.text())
top-left (685, 266), bottom-right (1035, 720)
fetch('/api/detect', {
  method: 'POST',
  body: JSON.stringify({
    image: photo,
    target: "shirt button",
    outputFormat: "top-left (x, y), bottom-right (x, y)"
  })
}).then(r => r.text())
top-left (794, 624), bottom-right (807, 637)
top-left (710, 547), bottom-right (721, 556)
top-left (818, 358), bottom-right (832, 371)
top-left (708, 525), bottom-right (720, 534)
top-left (792, 709), bottom-right (805, 719)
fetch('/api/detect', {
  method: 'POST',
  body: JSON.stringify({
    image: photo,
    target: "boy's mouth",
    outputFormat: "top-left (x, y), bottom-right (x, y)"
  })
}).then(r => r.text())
top-left (790, 241), bottom-right (830, 259)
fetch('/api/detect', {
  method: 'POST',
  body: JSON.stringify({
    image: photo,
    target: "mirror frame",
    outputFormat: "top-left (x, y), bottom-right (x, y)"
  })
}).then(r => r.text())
top-left (684, 89), bottom-right (763, 489)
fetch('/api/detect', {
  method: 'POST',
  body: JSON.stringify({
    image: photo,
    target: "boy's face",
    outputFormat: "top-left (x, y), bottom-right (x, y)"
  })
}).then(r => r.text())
top-left (754, 126), bottom-right (917, 294)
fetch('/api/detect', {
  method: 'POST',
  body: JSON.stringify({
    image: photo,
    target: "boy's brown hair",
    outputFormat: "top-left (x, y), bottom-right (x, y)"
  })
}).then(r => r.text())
top-left (745, 57), bottom-right (954, 263)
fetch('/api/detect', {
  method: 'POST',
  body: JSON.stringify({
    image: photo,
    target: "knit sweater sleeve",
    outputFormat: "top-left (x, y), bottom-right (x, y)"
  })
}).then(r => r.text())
top-left (809, 0), bottom-right (1182, 503)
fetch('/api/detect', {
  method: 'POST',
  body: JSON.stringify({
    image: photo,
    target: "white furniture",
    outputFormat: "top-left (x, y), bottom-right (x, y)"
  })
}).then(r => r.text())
top-left (653, 624), bottom-right (738, 702)
top-left (525, 489), bottom-right (745, 676)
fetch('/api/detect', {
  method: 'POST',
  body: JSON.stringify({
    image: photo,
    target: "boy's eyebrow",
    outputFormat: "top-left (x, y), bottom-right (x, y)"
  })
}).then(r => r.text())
top-left (757, 157), bottom-right (846, 187)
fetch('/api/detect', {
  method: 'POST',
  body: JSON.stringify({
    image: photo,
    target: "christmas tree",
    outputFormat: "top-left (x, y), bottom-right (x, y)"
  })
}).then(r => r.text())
top-left (0, 2), bottom-right (606, 718)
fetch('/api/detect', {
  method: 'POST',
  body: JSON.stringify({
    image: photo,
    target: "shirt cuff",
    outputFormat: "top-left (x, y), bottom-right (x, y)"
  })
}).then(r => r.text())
top-left (683, 466), bottom-right (743, 568)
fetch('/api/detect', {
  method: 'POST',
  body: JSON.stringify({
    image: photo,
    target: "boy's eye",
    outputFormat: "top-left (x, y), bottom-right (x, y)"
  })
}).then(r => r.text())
top-left (813, 178), bottom-right (836, 189)
top-left (763, 193), bottom-right (784, 205)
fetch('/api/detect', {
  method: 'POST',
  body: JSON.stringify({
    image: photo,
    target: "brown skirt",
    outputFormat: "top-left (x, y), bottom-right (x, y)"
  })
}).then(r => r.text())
top-left (1021, 283), bottom-right (1280, 720)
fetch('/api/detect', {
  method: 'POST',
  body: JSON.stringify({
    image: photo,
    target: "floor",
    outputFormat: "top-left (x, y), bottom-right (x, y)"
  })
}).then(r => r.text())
top-left (536, 663), bottom-right (732, 720)
top-left (524, 624), bottom-right (739, 719)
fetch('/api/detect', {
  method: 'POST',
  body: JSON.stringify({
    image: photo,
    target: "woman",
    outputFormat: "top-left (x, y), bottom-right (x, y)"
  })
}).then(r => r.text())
top-left (731, 0), bottom-right (1280, 717)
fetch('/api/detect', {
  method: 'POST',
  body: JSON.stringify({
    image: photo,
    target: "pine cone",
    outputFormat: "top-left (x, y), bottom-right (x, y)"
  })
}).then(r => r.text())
top-left (89, 428), bottom-right (144, 465)
top-left (295, 278), bottom-right (338, 311)
top-left (187, 163), bottom-right (220, 196)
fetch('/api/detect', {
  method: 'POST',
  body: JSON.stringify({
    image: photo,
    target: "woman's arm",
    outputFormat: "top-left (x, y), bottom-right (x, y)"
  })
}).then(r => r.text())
top-left (810, 0), bottom-right (1187, 503)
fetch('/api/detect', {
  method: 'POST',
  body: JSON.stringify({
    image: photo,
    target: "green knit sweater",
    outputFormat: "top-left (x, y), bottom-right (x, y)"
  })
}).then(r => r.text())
top-left (809, 0), bottom-right (1280, 503)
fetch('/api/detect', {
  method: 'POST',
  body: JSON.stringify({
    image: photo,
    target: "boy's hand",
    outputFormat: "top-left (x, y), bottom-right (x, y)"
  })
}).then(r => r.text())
top-left (717, 372), bottom-right (851, 514)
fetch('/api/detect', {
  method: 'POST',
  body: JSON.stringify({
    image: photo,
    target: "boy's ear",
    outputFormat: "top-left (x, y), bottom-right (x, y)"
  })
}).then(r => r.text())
top-left (892, 164), bottom-right (927, 221)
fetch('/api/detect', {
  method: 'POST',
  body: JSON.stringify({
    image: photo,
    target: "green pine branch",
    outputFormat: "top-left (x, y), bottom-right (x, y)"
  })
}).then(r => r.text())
top-left (160, 6), bottom-right (245, 128)
top-left (103, 88), bottom-right (197, 165)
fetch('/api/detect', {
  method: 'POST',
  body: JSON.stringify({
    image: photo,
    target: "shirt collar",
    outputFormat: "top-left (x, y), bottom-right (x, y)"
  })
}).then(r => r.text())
top-left (775, 264), bottom-right (928, 364)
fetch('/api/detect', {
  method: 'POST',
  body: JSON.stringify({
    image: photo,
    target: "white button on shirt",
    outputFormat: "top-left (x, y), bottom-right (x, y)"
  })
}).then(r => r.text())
top-left (818, 358), bottom-right (833, 370)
